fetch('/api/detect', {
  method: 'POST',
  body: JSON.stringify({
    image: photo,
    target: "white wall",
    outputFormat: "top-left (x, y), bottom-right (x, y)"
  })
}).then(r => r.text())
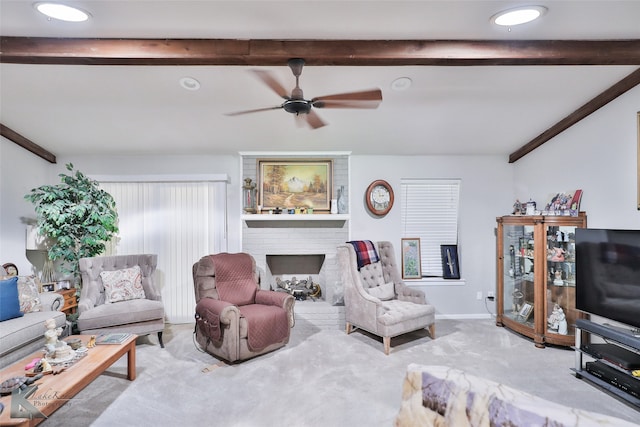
top-left (350, 155), bottom-right (513, 317)
top-left (2, 85), bottom-right (637, 318)
top-left (0, 137), bottom-right (57, 275)
top-left (513, 85), bottom-right (640, 229)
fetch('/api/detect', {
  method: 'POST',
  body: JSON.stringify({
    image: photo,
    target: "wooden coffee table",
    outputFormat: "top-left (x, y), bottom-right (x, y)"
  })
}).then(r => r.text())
top-left (0, 334), bottom-right (136, 426)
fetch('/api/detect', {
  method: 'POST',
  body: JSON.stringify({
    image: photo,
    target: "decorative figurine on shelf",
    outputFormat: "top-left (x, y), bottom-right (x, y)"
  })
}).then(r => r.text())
top-left (549, 247), bottom-right (565, 262)
top-left (553, 270), bottom-right (564, 286)
top-left (512, 290), bottom-right (524, 313)
top-left (525, 199), bottom-right (536, 215)
top-left (547, 303), bottom-right (568, 335)
top-left (512, 200), bottom-right (522, 215)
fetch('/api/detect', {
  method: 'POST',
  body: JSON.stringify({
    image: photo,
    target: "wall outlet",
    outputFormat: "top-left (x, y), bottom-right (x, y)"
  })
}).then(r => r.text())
top-left (487, 291), bottom-right (495, 298)
top-left (476, 291), bottom-right (483, 300)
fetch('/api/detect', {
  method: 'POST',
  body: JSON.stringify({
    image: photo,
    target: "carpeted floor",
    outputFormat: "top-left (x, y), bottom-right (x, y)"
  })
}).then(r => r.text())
top-left (42, 318), bottom-right (640, 426)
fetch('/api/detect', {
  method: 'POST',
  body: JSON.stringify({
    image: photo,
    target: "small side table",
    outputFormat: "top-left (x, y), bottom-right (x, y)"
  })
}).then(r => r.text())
top-left (57, 288), bottom-right (78, 314)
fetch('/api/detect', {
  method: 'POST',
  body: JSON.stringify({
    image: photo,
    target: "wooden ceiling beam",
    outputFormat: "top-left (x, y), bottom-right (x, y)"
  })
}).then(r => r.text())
top-left (3, 37), bottom-right (639, 162)
top-left (1, 37), bottom-right (640, 66)
top-left (1, 124), bottom-right (56, 164)
top-left (509, 67), bottom-right (640, 163)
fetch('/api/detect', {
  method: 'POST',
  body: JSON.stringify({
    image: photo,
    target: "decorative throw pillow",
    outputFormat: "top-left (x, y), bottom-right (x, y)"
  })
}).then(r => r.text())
top-left (366, 282), bottom-right (396, 301)
top-left (100, 265), bottom-right (146, 304)
top-left (17, 275), bottom-right (42, 313)
top-left (0, 276), bottom-right (24, 321)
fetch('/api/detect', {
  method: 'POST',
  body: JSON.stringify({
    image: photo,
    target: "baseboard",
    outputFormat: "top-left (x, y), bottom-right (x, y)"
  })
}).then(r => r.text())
top-left (435, 313), bottom-right (493, 320)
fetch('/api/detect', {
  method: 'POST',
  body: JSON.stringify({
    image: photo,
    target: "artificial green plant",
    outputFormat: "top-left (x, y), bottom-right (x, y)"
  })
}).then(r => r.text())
top-left (25, 163), bottom-right (119, 285)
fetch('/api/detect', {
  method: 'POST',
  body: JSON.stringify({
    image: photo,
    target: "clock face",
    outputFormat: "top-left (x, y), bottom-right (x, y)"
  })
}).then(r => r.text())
top-left (365, 180), bottom-right (394, 216)
top-left (371, 185), bottom-right (390, 205)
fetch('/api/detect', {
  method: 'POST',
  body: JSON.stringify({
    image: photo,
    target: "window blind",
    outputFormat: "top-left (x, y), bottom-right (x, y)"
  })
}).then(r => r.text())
top-left (99, 179), bottom-right (227, 323)
top-left (400, 179), bottom-right (461, 277)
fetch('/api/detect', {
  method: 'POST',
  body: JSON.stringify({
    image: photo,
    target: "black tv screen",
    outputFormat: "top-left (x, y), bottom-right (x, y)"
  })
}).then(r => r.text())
top-left (575, 228), bottom-right (640, 331)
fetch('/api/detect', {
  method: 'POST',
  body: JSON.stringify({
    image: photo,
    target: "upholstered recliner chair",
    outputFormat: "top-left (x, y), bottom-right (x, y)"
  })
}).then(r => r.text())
top-left (192, 252), bottom-right (295, 363)
top-left (337, 241), bottom-right (435, 355)
top-left (77, 254), bottom-right (165, 347)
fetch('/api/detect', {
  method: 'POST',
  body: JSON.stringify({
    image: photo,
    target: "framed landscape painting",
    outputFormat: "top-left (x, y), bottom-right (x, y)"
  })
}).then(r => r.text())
top-left (401, 238), bottom-right (422, 279)
top-left (258, 159), bottom-right (332, 211)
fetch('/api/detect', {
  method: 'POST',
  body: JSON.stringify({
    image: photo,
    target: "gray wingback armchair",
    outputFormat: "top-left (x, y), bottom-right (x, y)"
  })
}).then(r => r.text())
top-left (337, 241), bottom-right (435, 354)
top-left (77, 254), bottom-right (165, 347)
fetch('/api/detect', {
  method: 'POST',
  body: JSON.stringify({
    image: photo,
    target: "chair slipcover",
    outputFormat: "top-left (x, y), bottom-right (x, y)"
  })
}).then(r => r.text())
top-left (193, 252), bottom-right (295, 363)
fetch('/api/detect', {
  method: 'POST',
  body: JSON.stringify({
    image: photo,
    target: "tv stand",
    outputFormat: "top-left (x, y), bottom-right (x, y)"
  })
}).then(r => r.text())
top-left (574, 319), bottom-right (640, 408)
top-left (602, 323), bottom-right (640, 338)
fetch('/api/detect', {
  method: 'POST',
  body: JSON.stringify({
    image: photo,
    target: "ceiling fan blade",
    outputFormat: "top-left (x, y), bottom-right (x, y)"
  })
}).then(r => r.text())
top-left (305, 110), bottom-right (327, 129)
top-left (311, 89), bottom-right (382, 108)
top-left (312, 100), bottom-right (381, 109)
top-left (225, 105), bottom-right (283, 116)
top-left (251, 70), bottom-right (290, 100)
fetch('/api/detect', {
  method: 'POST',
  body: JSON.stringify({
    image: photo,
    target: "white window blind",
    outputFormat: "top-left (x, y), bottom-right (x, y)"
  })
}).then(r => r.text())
top-left (401, 179), bottom-right (461, 277)
top-left (99, 178), bottom-right (227, 323)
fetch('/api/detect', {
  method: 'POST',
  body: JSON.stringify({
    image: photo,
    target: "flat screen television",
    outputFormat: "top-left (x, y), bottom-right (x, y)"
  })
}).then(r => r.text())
top-left (575, 228), bottom-right (640, 334)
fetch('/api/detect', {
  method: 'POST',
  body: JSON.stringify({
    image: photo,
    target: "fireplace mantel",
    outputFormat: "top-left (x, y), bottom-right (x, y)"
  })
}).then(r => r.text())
top-left (242, 214), bottom-right (349, 220)
top-left (243, 214), bottom-right (349, 229)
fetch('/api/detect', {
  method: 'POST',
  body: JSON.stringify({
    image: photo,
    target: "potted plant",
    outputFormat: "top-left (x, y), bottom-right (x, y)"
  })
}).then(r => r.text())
top-left (24, 163), bottom-right (119, 287)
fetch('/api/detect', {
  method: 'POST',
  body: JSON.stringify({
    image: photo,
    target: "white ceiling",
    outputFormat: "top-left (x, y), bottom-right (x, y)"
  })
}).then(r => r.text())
top-left (1, 1), bottom-right (639, 159)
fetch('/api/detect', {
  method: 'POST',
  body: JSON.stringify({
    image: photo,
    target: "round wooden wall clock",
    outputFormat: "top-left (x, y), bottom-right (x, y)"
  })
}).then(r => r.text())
top-left (365, 180), bottom-right (394, 216)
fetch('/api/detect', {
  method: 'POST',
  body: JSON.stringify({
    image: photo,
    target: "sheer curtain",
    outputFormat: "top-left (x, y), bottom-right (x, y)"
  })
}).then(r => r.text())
top-left (99, 177), bottom-right (227, 323)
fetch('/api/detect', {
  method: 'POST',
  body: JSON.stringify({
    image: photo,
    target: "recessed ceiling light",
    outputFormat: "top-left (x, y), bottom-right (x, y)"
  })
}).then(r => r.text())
top-left (179, 77), bottom-right (201, 91)
top-left (35, 2), bottom-right (91, 22)
top-left (491, 6), bottom-right (547, 27)
top-left (391, 77), bottom-right (412, 92)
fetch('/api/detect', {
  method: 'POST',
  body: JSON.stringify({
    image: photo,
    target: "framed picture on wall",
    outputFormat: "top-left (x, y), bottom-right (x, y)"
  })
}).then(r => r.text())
top-left (401, 238), bottom-right (422, 279)
top-left (440, 245), bottom-right (460, 279)
top-left (258, 159), bottom-right (333, 212)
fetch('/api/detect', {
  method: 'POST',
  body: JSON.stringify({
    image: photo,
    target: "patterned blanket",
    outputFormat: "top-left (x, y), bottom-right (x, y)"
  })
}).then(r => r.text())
top-left (348, 240), bottom-right (380, 270)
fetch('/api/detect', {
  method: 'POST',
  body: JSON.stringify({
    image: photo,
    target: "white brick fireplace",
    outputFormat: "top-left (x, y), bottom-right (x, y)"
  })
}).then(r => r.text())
top-left (240, 152), bottom-right (350, 330)
top-left (242, 217), bottom-right (348, 305)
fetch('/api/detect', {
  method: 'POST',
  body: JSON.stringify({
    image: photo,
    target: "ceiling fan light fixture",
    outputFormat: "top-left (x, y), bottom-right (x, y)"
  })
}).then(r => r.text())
top-left (35, 2), bottom-right (90, 22)
top-left (179, 77), bottom-right (200, 91)
top-left (491, 6), bottom-right (547, 26)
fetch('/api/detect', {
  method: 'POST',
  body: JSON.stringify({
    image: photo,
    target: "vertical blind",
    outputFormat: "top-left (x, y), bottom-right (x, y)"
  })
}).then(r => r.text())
top-left (400, 179), bottom-right (461, 277)
top-left (99, 179), bottom-right (227, 323)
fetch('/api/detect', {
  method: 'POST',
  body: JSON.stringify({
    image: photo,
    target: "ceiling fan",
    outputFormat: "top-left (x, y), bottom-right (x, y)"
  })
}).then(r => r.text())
top-left (225, 58), bottom-right (383, 129)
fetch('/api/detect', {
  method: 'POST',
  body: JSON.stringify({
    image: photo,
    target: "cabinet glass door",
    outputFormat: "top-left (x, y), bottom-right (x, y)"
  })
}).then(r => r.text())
top-left (545, 225), bottom-right (577, 337)
top-left (502, 224), bottom-right (535, 325)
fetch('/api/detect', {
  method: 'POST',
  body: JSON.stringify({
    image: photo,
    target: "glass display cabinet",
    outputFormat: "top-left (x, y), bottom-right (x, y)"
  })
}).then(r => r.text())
top-left (496, 213), bottom-right (587, 348)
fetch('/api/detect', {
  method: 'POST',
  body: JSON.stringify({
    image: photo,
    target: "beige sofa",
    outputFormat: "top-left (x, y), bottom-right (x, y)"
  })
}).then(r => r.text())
top-left (0, 272), bottom-right (66, 368)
